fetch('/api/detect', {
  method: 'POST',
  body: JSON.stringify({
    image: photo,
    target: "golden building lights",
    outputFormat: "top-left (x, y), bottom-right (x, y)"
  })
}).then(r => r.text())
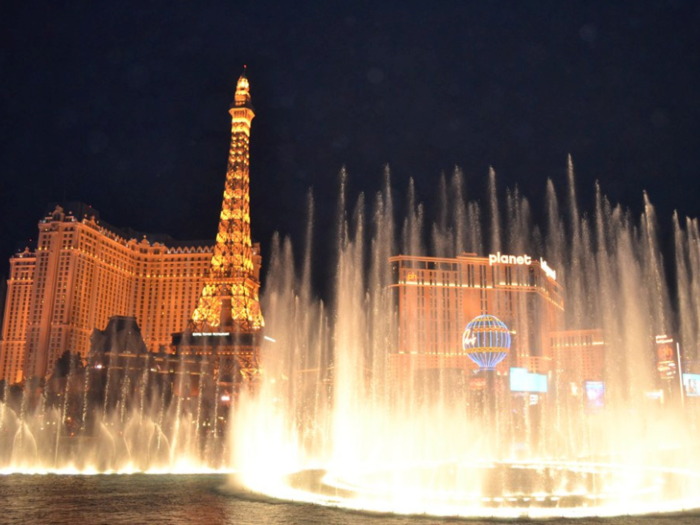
top-left (0, 204), bottom-right (230, 381)
top-left (388, 252), bottom-right (600, 381)
top-left (0, 68), bottom-right (266, 383)
top-left (191, 67), bottom-right (264, 333)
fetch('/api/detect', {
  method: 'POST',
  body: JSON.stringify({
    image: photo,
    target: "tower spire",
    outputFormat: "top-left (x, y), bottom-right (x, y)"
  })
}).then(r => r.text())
top-left (234, 66), bottom-right (253, 110)
top-left (190, 67), bottom-right (264, 333)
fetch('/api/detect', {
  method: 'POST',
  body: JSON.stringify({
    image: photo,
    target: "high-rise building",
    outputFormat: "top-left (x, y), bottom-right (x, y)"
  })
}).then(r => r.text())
top-left (1, 247), bottom-right (35, 383)
top-left (550, 329), bottom-right (605, 383)
top-left (389, 252), bottom-right (565, 381)
top-left (0, 70), bottom-right (263, 384)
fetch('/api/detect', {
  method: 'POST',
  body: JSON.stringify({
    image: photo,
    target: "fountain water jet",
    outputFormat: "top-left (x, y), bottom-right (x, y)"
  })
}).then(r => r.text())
top-left (2, 159), bottom-right (700, 517)
top-left (230, 163), bottom-right (700, 519)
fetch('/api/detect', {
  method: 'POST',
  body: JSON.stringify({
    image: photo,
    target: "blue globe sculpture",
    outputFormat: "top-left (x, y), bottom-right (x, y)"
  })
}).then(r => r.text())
top-left (462, 314), bottom-right (511, 370)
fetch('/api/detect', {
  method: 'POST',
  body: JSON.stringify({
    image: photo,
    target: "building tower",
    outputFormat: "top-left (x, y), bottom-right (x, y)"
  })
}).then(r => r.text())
top-left (172, 67), bottom-right (264, 384)
top-left (190, 67), bottom-right (264, 334)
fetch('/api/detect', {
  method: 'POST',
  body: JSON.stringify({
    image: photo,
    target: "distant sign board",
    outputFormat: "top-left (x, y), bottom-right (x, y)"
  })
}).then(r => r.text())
top-left (683, 373), bottom-right (700, 397)
top-left (644, 390), bottom-right (664, 402)
top-left (656, 336), bottom-right (677, 379)
top-left (509, 367), bottom-right (548, 393)
top-left (585, 381), bottom-right (605, 411)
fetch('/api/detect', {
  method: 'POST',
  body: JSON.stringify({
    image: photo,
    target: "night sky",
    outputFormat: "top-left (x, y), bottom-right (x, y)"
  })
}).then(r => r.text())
top-left (2, 1), bottom-right (700, 296)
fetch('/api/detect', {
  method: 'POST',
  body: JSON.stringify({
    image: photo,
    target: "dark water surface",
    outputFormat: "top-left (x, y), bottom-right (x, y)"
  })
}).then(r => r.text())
top-left (1, 474), bottom-right (699, 525)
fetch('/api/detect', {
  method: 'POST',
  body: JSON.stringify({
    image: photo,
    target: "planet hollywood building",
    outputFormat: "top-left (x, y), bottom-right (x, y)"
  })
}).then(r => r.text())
top-left (389, 251), bottom-right (605, 386)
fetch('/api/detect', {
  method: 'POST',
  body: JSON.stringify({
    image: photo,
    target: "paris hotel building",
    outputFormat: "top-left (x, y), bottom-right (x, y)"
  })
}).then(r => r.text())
top-left (0, 203), bottom-right (261, 384)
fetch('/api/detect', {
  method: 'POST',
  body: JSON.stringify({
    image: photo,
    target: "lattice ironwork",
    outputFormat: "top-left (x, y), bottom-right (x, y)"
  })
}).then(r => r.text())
top-left (217, 352), bottom-right (260, 383)
top-left (191, 67), bottom-right (264, 334)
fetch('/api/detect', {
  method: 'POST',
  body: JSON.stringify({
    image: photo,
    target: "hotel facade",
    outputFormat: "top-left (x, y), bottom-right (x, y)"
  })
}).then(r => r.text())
top-left (1, 68), bottom-right (265, 386)
top-left (0, 204), bottom-right (261, 383)
top-left (389, 252), bottom-right (606, 383)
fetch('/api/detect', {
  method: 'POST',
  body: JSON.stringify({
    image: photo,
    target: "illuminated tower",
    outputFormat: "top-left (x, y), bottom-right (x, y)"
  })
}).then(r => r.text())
top-left (191, 67), bottom-right (264, 334)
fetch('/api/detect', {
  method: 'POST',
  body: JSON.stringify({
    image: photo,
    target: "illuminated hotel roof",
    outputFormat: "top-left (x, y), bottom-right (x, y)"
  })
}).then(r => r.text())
top-left (37, 201), bottom-right (214, 250)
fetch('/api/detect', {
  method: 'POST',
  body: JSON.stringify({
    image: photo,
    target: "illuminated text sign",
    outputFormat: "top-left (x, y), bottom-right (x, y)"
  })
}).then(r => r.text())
top-left (489, 252), bottom-right (532, 266)
top-left (488, 252), bottom-right (557, 281)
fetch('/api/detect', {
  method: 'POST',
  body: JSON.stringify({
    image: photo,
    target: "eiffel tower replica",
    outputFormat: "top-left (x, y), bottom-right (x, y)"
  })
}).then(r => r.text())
top-left (173, 67), bottom-right (265, 384)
